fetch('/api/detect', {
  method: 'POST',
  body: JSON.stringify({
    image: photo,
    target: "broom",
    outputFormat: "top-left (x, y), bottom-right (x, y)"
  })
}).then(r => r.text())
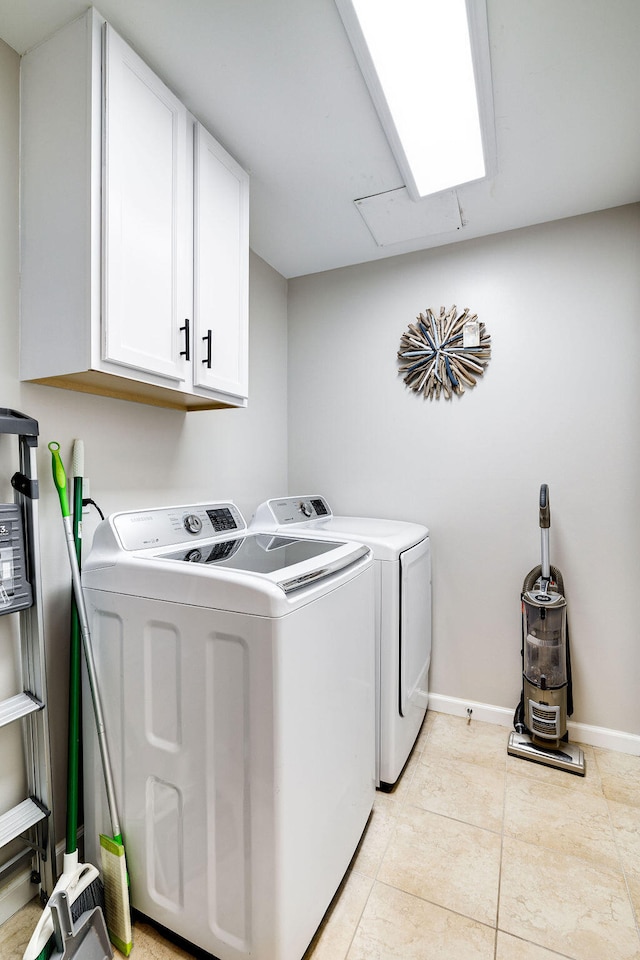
top-left (48, 442), bottom-right (132, 957)
top-left (23, 441), bottom-right (104, 960)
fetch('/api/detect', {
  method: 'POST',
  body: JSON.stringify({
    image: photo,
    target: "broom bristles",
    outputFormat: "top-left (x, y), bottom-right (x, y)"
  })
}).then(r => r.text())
top-left (100, 834), bottom-right (132, 956)
top-left (71, 876), bottom-right (105, 919)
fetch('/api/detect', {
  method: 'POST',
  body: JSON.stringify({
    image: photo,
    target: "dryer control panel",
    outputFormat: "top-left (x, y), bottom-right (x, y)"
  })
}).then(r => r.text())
top-left (112, 502), bottom-right (246, 551)
top-left (256, 496), bottom-right (332, 526)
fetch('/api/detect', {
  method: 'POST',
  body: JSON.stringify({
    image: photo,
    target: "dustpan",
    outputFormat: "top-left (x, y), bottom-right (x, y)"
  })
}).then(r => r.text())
top-left (48, 890), bottom-right (113, 960)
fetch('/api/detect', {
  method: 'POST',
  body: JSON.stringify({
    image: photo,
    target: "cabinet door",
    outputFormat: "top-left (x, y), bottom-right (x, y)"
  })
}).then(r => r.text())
top-left (193, 123), bottom-right (249, 398)
top-left (102, 24), bottom-right (190, 383)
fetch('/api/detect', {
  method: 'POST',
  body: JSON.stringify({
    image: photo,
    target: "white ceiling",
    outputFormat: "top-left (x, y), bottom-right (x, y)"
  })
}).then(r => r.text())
top-left (1, 0), bottom-right (639, 279)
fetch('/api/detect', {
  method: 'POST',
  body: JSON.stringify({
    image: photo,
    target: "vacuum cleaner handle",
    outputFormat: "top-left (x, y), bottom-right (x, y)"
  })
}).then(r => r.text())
top-left (539, 484), bottom-right (550, 528)
top-left (539, 484), bottom-right (551, 582)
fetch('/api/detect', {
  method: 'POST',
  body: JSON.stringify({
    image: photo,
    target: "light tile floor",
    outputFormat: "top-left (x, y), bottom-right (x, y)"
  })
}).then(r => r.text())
top-left (2, 711), bottom-right (640, 960)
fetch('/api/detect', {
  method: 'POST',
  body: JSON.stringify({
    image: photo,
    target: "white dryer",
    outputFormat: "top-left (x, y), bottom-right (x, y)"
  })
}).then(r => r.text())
top-left (81, 501), bottom-right (375, 960)
top-left (252, 496), bottom-right (431, 788)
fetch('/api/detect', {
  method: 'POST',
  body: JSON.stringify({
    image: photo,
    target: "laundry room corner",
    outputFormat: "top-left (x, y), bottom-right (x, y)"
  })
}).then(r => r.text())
top-left (0, 1), bottom-right (640, 956)
top-left (286, 204), bottom-right (640, 744)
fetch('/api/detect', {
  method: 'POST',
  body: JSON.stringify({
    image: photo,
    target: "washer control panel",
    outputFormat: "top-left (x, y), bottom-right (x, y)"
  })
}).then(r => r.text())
top-left (260, 496), bottom-right (332, 526)
top-left (113, 502), bottom-right (246, 551)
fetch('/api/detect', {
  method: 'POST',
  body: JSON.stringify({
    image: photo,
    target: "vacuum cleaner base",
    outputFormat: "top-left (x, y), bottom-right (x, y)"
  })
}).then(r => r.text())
top-left (508, 730), bottom-right (586, 776)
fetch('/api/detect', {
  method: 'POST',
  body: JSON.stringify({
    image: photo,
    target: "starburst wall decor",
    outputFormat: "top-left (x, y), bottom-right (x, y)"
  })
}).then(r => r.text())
top-left (397, 305), bottom-right (491, 400)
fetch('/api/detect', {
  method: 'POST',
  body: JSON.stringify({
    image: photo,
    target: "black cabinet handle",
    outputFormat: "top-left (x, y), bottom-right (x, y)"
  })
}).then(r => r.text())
top-left (180, 319), bottom-right (190, 361)
top-left (202, 330), bottom-right (212, 369)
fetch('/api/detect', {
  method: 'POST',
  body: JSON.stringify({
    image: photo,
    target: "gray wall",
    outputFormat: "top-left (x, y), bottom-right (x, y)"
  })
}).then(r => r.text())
top-left (0, 37), bottom-right (289, 846)
top-left (287, 205), bottom-right (640, 736)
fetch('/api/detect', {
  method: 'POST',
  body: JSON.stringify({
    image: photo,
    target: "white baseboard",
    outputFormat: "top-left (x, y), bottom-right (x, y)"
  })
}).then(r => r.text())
top-left (429, 693), bottom-right (640, 756)
top-left (0, 868), bottom-right (37, 926)
top-left (429, 693), bottom-right (513, 728)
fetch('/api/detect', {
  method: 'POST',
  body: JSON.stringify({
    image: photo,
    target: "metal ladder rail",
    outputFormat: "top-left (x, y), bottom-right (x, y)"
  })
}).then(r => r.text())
top-left (0, 411), bottom-right (56, 899)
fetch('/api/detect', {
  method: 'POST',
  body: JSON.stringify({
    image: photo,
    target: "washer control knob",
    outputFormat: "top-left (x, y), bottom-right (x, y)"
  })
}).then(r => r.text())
top-left (184, 513), bottom-right (203, 535)
top-left (299, 501), bottom-right (313, 518)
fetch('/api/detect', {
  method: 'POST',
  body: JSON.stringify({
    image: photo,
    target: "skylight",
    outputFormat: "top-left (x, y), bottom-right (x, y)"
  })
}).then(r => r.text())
top-left (335, 0), bottom-right (493, 200)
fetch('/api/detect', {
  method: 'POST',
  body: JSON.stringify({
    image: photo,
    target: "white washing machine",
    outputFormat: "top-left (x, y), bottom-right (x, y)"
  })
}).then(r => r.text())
top-left (252, 496), bottom-right (431, 788)
top-left (81, 501), bottom-right (375, 960)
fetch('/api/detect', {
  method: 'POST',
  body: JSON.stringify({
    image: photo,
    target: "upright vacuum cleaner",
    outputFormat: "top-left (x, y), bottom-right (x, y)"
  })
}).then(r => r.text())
top-left (508, 484), bottom-right (586, 775)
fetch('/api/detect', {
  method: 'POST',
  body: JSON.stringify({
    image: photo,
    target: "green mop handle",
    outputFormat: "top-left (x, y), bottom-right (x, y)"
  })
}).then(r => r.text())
top-left (66, 441), bottom-right (84, 856)
top-left (49, 442), bottom-right (123, 842)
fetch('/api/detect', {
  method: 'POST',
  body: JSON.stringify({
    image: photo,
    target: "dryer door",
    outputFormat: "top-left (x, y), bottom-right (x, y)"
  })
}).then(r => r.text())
top-left (399, 538), bottom-right (432, 716)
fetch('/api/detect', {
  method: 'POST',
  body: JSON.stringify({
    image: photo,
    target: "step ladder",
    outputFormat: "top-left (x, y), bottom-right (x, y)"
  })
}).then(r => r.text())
top-left (0, 409), bottom-right (56, 902)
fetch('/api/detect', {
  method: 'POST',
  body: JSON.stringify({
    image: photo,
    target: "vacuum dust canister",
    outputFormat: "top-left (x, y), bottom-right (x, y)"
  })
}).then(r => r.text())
top-left (522, 588), bottom-right (568, 740)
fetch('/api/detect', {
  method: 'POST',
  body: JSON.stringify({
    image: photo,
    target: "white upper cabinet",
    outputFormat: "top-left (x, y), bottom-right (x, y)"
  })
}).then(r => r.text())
top-left (102, 24), bottom-right (190, 384)
top-left (20, 9), bottom-right (249, 411)
top-left (193, 123), bottom-right (249, 398)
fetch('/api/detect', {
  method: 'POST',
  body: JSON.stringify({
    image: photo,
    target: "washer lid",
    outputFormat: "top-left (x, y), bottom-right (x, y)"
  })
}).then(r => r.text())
top-left (157, 532), bottom-right (350, 579)
top-left (83, 502), bottom-right (372, 616)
